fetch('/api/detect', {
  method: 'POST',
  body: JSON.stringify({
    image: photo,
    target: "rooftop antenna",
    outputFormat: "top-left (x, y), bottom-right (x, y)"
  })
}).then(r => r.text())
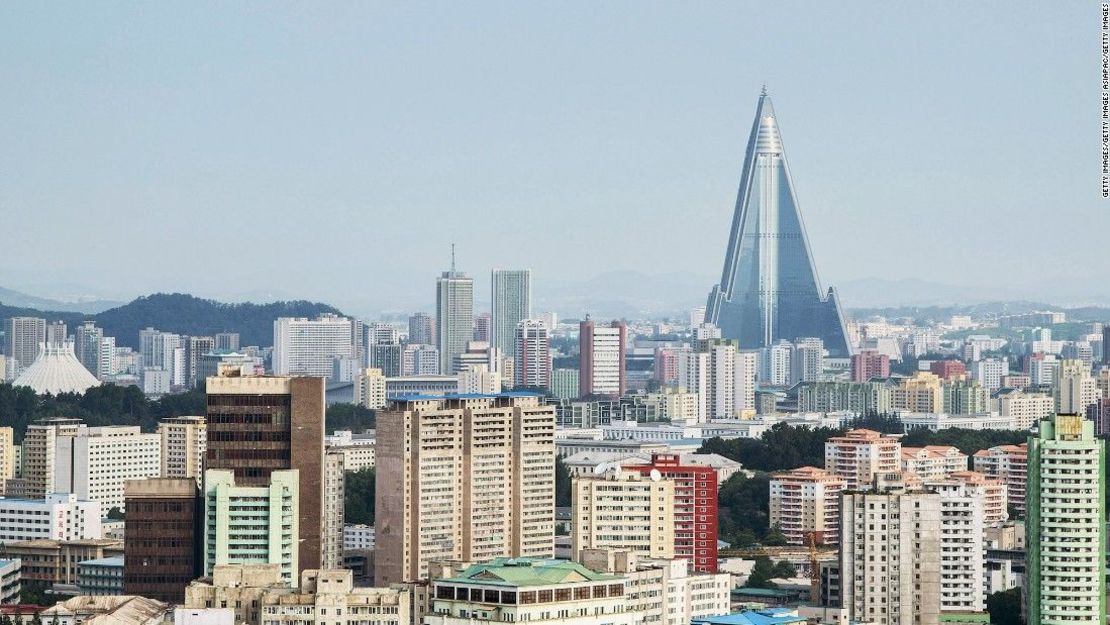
top-left (451, 243), bottom-right (456, 273)
top-left (761, 84), bottom-right (768, 97)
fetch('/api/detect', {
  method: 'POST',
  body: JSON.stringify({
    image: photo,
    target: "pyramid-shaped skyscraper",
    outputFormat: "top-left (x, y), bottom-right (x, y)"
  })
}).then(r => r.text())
top-left (705, 90), bottom-right (852, 357)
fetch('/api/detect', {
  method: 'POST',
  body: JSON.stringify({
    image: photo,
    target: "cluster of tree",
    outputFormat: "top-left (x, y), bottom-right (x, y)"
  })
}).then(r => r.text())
top-left (717, 472), bottom-right (775, 548)
top-left (344, 467), bottom-right (375, 525)
top-left (900, 427), bottom-right (1028, 455)
top-left (0, 381), bottom-right (378, 441)
top-left (745, 555), bottom-right (797, 588)
top-left (1, 292), bottom-right (342, 349)
top-left (985, 587), bottom-right (1021, 625)
top-left (0, 382), bottom-right (206, 441)
top-left (555, 456), bottom-right (572, 507)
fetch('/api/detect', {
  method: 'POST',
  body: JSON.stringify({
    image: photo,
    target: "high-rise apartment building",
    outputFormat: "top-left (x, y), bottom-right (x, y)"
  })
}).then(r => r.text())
top-left (572, 470), bottom-right (674, 561)
top-left (1027, 414), bottom-right (1106, 625)
top-left (840, 473), bottom-right (941, 625)
top-left (206, 372), bottom-right (326, 572)
top-left (204, 469), bottom-right (299, 585)
top-left (22, 417), bottom-right (84, 500)
top-left (1054, 359), bottom-right (1100, 415)
top-left (407, 313), bottom-right (435, 346)
top-left (272, 315), bottom-right (355, 378)
top-left (626, 454), bottom-right (718, 572)
top-left (473, 313), bottom-right (491, 343)
top-left (4, 317), bottom-right (46, 370)
top-left (797, 381), bottom-right (892, 415)
top-left (850, 350), bottom-right (890, 382)
top-left (54, 425), bottom-right (161, 511)
top-left (704, 91), bottom-right (851, 357)
top-left (491, 269), bottom-right (531, 357)
top-left (759, 341), bottom-right (792, 387)
top-left (579, 319), bottom-right (626, 398)
top-left (942, 380), bottom-right (989, 415)
top-left (929, 359), bottom-right (967, 381)
top-left (997, 390), bottom-right (1054, 430)
top-left (551, 368), bottom-right (579, 400)
top-left (824, 429), bottom-right (901, 491)
top-left (159, 416), bottom-right (206, 483)
top-left (401, 343), bottom-right (440, 376)
top-left (768, 466), bottom-right (845, 546)
top-left (184, 336), bottom-right (216, 388)
top-left (677, 339), bottom-right (756, 422)
top-left (74, 321), bottom-right (104, 377)
top-left (214, 332), bottom-right (240, 352)
top-left (436, 265), bottom-right (475, 374)
top-left (971, 358), bottom-right (1007, 393)
top-left (354, 368), bottom-right (388, 409)
top-left (0, 427), bottom-right (13, 488)
top-left (514, 319), bottom-right (550, 389)
top-left (923, 479), bottom-right (986, 613)
top-left (899, 446), bottom-right (967, 480)
top-left (123, 478), bottom-right (200, 603)
top-left (321, 449), bottom-right (345, 572)
top-left (892, 371), bottom-right (944, 413)
top-left (374, 393), bottom-right (555, 583)
top-left (45, 321), bottom-right (67, 347)
top-left (972, 443), bottom-right (1028, 518)
top-left (790, 337), bottom-right (824, 385)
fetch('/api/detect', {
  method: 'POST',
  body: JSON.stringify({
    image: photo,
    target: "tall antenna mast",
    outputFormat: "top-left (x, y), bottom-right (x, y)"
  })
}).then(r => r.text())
top-left (451, 243), bottom-right (456, 274)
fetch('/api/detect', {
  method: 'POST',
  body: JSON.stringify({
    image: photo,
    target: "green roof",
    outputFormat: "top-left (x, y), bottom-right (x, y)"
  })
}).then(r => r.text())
top-left (442, 558), bottom-right (619, 588)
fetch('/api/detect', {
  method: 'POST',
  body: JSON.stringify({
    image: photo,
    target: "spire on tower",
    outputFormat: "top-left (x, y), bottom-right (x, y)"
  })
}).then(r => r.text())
top-left (450, 243), bottom-right (456, 274)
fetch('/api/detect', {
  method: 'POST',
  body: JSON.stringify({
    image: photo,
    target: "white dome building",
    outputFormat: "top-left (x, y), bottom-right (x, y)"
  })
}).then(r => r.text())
top-left (13, 342), bottom-right (100, 395)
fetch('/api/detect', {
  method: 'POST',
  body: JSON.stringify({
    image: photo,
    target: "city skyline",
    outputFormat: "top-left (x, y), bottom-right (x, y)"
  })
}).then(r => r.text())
top-left (0, 3), bottom-right (1102, 315)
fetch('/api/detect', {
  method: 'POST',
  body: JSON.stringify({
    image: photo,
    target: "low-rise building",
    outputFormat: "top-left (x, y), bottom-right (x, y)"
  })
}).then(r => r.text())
top-left (342, 525), bottom-right (375, 552)
top-left (896, 413), bottom-right (1014, 432)
top-left (0, 539), bottom-right (123, 586)
top-left (260, 569), bottom-right (409, 625)
top-left (899, 446), bottom-right (968, 480)
top-left (424, 557), bottom-right (635, 625)
top-left (76, 557), bottom-right (124, 596)
top-left (0, 493), bottom-right (102, 544)
top-left (184, 565), bottom-right (288, 625)
top-left (39, 596), bottom-right (170, 625)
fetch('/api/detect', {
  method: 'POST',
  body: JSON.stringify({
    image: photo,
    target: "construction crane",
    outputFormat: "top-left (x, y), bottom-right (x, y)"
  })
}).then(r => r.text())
top-left (808, 531), bottom-right (820, 605)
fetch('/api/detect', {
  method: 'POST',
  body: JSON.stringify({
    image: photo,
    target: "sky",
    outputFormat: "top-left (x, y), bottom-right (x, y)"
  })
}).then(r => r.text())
top-left (0, 3), bottom-right (1102, 314)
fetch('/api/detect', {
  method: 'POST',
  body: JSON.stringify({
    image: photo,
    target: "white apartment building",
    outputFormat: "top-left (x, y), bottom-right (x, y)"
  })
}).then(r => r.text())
top-left (580, 551), bottom-right (731, 625)
top-left (354, 368), bottom-right (387, 409)
top-left (996, 390), bottom-right (1054, 431)
top-left (0, 493), bottom-right (102, 544)
top-left (972, 444), bottom-right (1027, 518)
top-left (790, 338), bottom-right (824, 385)
top-left (374, 394), bottom-right (556, 584)
top-left (272, 315), bottom-right (355, 377)
top-left (342, 525), bottom-right (375, 551)
top-left (436, 269), bottom-right (475, 374)
top-left (922, 479), bottom-right (986, 612)
top-left (326, 431), bottom-right (376, 473)
top-left (0, 427), bottom-right (14, 486)
top-left (580, 319), bottom-right (626, 397)
top-left (823, 429), bottom-right (901, 491)
top-left (759, 341), bottom-right (792, 387)
top-left (571, 470), bottom-right (674, 561)
top-left (677, 343), bottom-right (756, 422)
top-left (899, 446), bottom-right (968, 480)
top-left (457, 364), bottom-right (501, 394)
top-left (840, 473), bottom-right (941, 625)
top-left (22, 418), bottom-right (83, 500)
top-left (54, 425), bottom-right (161, 512)
top-left (971, 358), bottom-right (1007, 393)
top-left (159, 416), bottom-right (206, 483)
top-left (260, 569), bottom-right (408, 625)
top-left (322, 450), bottom-right (344, 570)
top-left (768, 466), bottom-right (845, 546)
top-left (1054, 359), bottom-right (1101, 415)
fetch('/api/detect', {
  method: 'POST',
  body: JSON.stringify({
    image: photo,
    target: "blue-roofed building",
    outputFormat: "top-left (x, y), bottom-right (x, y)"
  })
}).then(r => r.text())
top-left (76, 556), bottom-right (124, 595)
top-left (692, 607), bottom-right (806, 625)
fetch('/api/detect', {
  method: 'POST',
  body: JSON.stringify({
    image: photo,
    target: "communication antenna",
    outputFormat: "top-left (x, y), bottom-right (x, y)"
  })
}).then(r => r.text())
top-left (451, 243), bottom-right (456, 273)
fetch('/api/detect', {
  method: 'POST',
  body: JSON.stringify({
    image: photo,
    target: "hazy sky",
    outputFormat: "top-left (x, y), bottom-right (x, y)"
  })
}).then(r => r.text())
top-left (0, 3), bottom-right (1102, 312)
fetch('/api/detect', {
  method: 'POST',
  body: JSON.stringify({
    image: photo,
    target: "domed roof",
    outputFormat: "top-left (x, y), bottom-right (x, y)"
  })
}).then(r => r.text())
top-left (13, 342), bottom-right (100, 396)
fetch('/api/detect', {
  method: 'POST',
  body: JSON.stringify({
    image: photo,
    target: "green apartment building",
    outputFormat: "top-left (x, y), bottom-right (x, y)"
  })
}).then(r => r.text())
top-left (204, 469), bottom-right (299, 585)
top-left (1026, 414), bottom-right (1106, 625)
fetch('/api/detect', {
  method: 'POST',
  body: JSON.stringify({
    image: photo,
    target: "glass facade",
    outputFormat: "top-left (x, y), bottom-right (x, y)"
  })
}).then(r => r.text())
top-left (707, 93), bottom-right (851, 357)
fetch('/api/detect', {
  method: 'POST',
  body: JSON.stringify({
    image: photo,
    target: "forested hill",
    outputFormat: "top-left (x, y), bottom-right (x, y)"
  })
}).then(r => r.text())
top-left (0, 292), bottom-right (343, 348)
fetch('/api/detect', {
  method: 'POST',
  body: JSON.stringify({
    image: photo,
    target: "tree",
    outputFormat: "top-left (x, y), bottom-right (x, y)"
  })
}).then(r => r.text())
top-left (986, 587), bottom-right (1022, 625)
top-left (771, 560), bottom-right (797, 579)
top-left (762, 524), bottom-right (787, 546)
top-left (106, 507), bottom-right (125, 520)
top-left (555, 456), bottom-right (572, 507)
top-left (745, 556), bottom-right (777, 588)
top-left (717, 472), bottom-right (771, 545)
top-left (344, 467), bottom-right (375, 525)
top-left (326, 404), bottom-right (376, 433)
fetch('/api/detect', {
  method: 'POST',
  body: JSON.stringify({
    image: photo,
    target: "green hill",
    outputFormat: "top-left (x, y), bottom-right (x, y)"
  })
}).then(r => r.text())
top-left (0, 292), bottom-right (343, 348)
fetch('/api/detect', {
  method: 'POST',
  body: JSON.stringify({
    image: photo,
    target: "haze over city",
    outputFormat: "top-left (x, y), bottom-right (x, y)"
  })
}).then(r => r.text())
top-left (0, 3), bottom-right (1101, 315)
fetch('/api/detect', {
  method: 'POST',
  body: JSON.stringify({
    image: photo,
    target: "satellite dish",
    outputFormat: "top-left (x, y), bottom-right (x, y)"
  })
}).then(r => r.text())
top-left (650, 469), bottom-right (662, 482)
top-left (593, 463), bottom-right (607, 475)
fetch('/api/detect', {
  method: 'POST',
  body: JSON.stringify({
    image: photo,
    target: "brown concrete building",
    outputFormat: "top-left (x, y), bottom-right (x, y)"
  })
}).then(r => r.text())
top-left (375, 393), bottom-right (556, 584)
top-left (0, 539), bottom-right (123, 585)
top-left (123, 478), bottom-right (200, 603)
top-left (205, 371), bottom-right (328, 571)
